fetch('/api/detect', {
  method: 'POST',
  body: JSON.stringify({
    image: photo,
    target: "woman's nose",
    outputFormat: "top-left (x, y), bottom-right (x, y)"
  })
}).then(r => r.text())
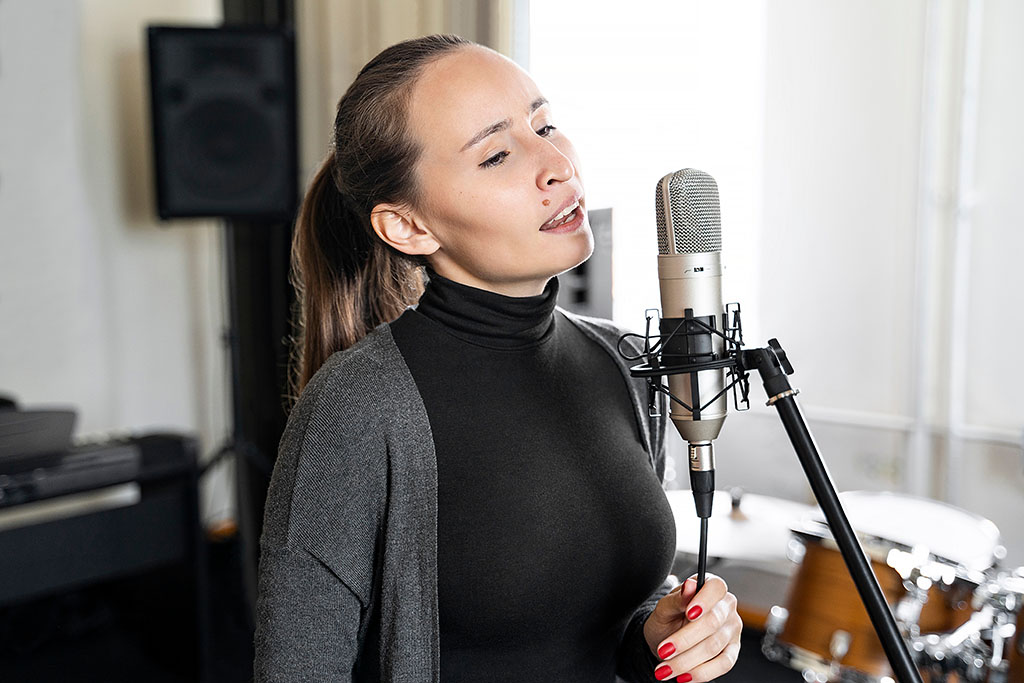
top-left (537, 141), bottom-right (574, 188)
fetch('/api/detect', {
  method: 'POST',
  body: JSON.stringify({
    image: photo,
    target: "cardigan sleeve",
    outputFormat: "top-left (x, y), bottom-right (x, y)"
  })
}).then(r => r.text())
top-left (254, 546), bottom-right (363, 682)
top-left (253, 344), bottom-right (391, 682)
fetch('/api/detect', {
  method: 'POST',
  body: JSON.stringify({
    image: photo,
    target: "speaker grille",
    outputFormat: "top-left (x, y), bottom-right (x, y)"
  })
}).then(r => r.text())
top-left (176, 99), bottom-right (276, 198)
top-left (147, 26), bottom-right (297, 220)
top-left (654, 168), bottom-right (722, 255)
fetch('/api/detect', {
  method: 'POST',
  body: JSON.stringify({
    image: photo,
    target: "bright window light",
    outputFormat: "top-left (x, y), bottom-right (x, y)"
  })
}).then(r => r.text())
top-left (529, 1), bottom-right (766, 340)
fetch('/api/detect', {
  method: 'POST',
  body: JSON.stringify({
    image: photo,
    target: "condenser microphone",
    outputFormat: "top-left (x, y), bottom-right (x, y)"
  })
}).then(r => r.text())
top-left (655, 168), bottom-right (727, 519)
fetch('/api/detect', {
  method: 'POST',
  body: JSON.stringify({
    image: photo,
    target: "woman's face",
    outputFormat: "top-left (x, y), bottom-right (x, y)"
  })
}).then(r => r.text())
top-left (405, 46), bottom-right (593, 297)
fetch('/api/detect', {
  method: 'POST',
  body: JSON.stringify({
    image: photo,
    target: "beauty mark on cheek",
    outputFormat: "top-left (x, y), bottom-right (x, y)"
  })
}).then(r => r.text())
top-left (543, 199), bottom-right (551, 206)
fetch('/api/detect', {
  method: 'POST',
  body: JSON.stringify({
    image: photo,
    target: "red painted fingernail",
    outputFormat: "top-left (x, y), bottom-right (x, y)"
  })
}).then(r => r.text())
top-left (658, 642), bottom-right (675, 659)
top-left (677, 674), bottom-right (693, 682)
top-left (655, 665), bottom-right (674, 680)
top-left (686, 605), bottom-right (702, 620)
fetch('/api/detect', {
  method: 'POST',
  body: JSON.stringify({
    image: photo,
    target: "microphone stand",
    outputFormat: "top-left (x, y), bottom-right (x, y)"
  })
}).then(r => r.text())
top-left (738, 340), bottom-right (923, 683)
top-left (620, 313), bottom-right (923, 683)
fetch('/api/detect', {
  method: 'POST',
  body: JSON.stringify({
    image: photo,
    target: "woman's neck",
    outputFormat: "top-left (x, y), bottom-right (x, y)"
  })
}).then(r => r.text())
top-left (426, 262), bottom-right (551, 298)
top-left (413, 268), bottom-right (559, 349)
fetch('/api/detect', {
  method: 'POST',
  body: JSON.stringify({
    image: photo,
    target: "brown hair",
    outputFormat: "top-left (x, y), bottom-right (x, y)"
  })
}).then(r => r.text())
top-left (288, 34), bottom-right (473, 405)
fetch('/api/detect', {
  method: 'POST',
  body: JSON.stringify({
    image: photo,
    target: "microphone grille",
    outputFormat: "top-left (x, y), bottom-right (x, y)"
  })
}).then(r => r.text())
top-left (655, 168), bottom-right (722, 255)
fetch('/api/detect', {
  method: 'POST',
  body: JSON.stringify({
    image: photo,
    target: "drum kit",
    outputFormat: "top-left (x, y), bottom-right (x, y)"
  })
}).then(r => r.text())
top-left (670, 489), bottom-right (1024, 682)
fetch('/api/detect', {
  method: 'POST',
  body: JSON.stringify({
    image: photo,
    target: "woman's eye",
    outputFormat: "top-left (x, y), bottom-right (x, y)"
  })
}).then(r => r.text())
top-left (536, 124), bottom-right (557, 137)
top-left (480, 150), bottom-right (509, 168)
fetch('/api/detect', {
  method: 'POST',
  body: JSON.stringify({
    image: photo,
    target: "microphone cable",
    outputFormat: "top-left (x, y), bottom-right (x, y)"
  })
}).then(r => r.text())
top-left (688, 447), bottom-right (715, 592)
top-left (697, 516), bottom-right (708, 591)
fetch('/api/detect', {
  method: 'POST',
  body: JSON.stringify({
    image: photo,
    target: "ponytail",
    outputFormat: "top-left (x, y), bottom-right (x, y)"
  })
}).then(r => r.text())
top-left (286, 34), bottom-right (473, 408)
top-left (287, 154), bottom-right (423, 405)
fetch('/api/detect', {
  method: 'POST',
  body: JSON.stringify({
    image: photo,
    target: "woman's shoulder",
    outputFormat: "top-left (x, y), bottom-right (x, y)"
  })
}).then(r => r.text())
top-left (304, 323), bottom-right (404, 399)
top-left (285, 323), bottom-right (418, 453)
top-left (263, 324), bottom-right (423, 555)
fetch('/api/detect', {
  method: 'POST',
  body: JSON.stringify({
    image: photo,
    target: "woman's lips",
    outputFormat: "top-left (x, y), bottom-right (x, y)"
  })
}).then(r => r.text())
top-left (539, 204), bottom-right (585, 233)
top-left (540, 194), bottom-right (583, 230)
top-left (540, 194), bottom-right (581, 232)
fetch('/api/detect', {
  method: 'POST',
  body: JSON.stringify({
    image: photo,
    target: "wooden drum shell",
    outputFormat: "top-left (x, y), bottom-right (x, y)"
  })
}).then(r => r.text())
top-left (778, 537), bottom-right (975, 678)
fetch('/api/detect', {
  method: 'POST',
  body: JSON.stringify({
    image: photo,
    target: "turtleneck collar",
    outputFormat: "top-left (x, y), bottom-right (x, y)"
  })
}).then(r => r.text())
top-left (414, 268), bottom-right (559, 350)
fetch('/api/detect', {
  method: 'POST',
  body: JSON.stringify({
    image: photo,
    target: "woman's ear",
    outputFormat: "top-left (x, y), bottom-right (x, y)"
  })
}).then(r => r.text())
top-left (370, 203), bottom-right (440, 256)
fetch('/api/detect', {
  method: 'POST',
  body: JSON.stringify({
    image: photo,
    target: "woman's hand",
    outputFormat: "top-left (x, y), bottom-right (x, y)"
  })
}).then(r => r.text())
top-left (643, 574), bottom-right (742, 682)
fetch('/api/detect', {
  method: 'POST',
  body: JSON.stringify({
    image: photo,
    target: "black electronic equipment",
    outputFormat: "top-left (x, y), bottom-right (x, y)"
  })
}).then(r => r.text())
top-left (146, 25), bottom-right (298, 220)
top-left (0, 431), bottom-right (210, 681)
top-left (0, 409), bottom-right (140, 507)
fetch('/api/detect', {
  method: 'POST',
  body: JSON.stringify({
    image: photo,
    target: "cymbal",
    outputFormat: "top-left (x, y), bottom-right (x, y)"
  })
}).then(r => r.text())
top-left (668, 489), bottom-right (813, 563)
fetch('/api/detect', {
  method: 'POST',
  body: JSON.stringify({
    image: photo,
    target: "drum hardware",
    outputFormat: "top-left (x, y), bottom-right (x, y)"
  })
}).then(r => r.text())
top-left (762, 604), bottom-right (787, 650)
top-left (911, 633), bottom-right (964, 682)
top-left (888, 546), bottom-right (962, 640)
top-left (762, 605), bottom-right (889, 683)
top-left (891, 547), bottom-right (933, 639)
top-left (761, 604), bottom-right (788, 665)
top-left (976, 579), bottom-right (1021, 673)
top-left (788, 537), bottom-right (807, 564)
top-left (762, 492), bottom-right (1005, 683)
top-left (909, 573), bottom-right (1024, 683)
top-left (912, 613), bottom-right (992, 681)
top-left (830, 630), bottom-right (854, 681)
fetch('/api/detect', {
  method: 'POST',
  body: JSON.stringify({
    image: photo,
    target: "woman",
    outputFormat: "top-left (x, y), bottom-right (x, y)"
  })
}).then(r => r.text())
top-left (255, 34), bottom-right (742, 683)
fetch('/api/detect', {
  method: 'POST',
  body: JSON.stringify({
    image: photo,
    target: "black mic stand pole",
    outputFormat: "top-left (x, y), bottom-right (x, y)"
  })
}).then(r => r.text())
top-left (739, 340), bottom-right (923, 683)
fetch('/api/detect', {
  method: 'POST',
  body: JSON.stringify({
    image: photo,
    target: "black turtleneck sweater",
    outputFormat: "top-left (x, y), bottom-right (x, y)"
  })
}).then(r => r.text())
top-left (388, 271), bottom-right (676, 683)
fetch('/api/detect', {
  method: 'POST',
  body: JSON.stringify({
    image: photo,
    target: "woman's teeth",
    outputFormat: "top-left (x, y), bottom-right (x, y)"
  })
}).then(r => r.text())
top-left (554, 200), bottom-right (579, 221)
top-left (545, 200), bottom-right (579, 228)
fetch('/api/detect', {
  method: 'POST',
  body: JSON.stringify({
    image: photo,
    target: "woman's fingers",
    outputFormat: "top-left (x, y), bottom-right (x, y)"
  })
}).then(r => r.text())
top-left (652, 592), bottom-right (742, 681)
top-left (668, 592), bottom-right (738, 661)
top-left (680, 573), bottom-right (729, 622)
top-left (683, 638), bottom-right (742, 682)
top-left (647, 577), bottom-right (698, 634)
top-left (652, 574), bottom-right (729, 657)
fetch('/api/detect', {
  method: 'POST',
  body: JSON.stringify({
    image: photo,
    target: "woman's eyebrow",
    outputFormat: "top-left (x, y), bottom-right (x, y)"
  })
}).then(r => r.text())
top-left (460, 97), bottom-right (548, 152)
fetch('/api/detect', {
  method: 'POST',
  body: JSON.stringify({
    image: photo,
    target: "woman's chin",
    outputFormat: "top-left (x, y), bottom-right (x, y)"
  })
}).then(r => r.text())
top-left (546, 229), bottom-right (595, 279)
top-left (566, 220), bottom-right (595, 265)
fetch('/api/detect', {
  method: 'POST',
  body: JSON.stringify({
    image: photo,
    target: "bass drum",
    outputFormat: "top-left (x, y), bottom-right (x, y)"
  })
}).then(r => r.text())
top-left (765, 491), bottom-right (1003, 681)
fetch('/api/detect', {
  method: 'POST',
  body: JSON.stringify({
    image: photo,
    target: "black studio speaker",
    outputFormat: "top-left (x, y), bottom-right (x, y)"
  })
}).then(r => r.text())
top-left (146, 25), bottom-right (298, 221)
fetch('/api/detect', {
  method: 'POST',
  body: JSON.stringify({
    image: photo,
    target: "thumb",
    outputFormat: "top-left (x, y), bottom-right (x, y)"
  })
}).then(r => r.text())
top-left (650, 577), bottom-right (698, 627)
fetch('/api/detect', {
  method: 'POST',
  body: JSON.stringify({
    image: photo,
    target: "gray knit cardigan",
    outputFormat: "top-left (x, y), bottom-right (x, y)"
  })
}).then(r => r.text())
top-left (254, 308), bottom-right (671, 682)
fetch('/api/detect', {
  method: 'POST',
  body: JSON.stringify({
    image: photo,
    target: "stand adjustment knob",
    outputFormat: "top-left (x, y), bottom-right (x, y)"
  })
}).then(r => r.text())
top-left (768, 338), bottom-right (795, 375)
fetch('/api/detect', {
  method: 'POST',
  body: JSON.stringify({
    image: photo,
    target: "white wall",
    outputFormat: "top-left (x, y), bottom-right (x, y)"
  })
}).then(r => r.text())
top-left (0, 0), bottom-right (526, 534)
top-left (3, 0), bottom-right (1020, 565)
top-left (964, 0), bottom-right (1024, 435)
top-left (0, 0), bottom-right (232, 525)
top-left (951, 0), bottom-right (1024, 562)
top-left (756, 0), bottom-right (1024, 565)
top-left (531, 0), bottom-right (1024, 566)
top-left (530, 1), bottom-right (766, 341)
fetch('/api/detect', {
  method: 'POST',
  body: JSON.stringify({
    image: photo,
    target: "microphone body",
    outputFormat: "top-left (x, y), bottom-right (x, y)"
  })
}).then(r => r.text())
top-left (655, 168), bottom-right (728, 519)
top-left (657, 252), bottom-right (727, 443)
top-left (655, 169), bottom-right (728, 446)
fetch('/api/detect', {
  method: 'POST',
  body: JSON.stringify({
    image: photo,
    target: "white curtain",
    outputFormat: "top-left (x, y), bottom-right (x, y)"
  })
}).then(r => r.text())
top-left (296, 0), bottom-right (522, 182)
